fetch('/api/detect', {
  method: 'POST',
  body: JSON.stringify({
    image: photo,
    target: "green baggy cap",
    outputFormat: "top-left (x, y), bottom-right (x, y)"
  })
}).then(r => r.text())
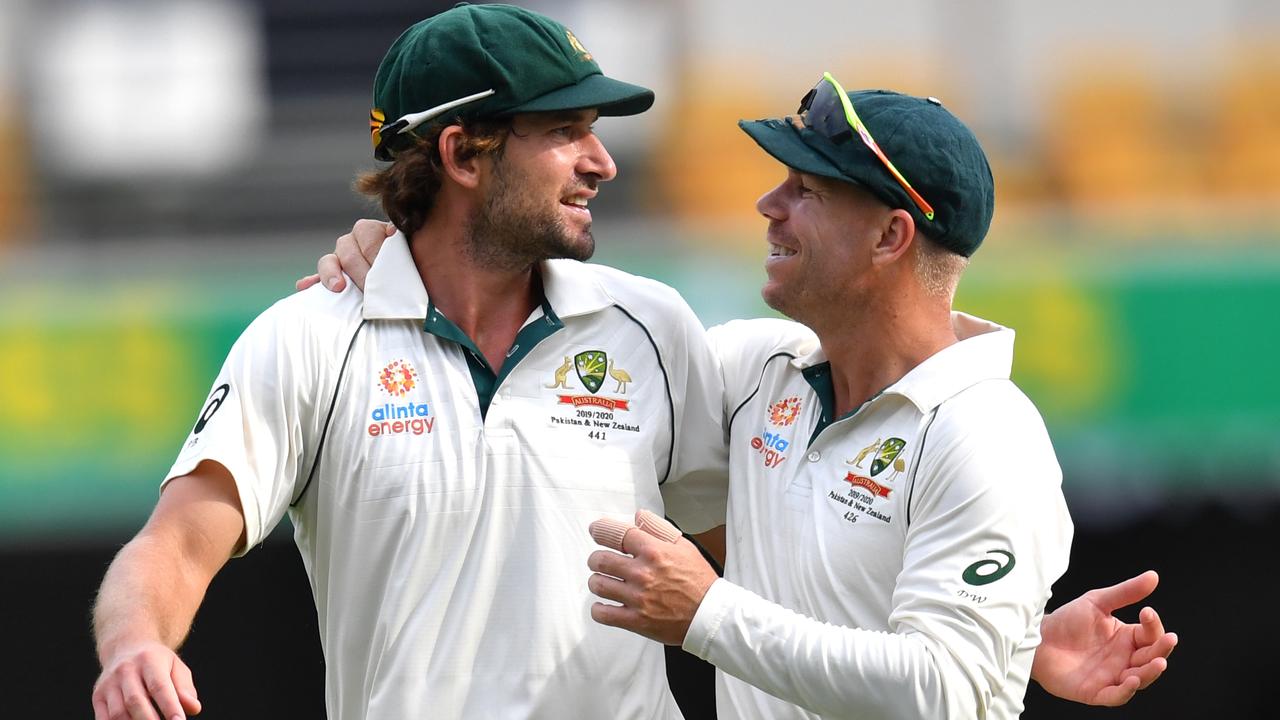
top-left (740, 90), bottom-right (995, 257)
top-left (370, 2), bottom-right (654, 160)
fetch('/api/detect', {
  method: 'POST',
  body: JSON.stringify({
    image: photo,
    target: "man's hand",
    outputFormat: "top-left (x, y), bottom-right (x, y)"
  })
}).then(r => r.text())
top-left (92, 641), bottom-right (201, 720)
top-left (586, 511), bottom-right (719, 646)
top-left (295, 219), bottom-right (395, 293)
top-left (91, 464), bottom-right (243, 720)
top-left (1033, 570), bottom-right (1178, 706)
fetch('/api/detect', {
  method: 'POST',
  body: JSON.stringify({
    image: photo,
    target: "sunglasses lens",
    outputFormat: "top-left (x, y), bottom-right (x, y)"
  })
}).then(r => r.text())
top-left (797, 88), bottom-right (816, 115)
top-left (802, 80), bottom-right (852, 143)
top-left (797, 74), bottom-right (937, 221)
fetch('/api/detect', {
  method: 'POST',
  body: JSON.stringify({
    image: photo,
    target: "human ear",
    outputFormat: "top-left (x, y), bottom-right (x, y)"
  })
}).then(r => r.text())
top-left (438, 126), bottom-right (486, 189)
top-left (871, 209), bottom-right (916, 267)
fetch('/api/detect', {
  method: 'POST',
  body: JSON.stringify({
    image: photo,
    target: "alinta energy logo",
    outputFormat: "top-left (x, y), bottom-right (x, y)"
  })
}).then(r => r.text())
top-left (747, 396), bottom-right (802, 469)
top-left (767, 396), bottom-right (802, 426)
top-left (379, 359), bottom-right (418, 397)
top-left (368, 359), bottom-right (434, 438)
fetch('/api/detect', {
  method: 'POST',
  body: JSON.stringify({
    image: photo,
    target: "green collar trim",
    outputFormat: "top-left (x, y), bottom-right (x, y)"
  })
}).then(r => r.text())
top-left (423, 297), bottom-right (563, 418)
top-left (802, 362), bottom-right (839, 445)
top-left (801, 361), bottom-right (885, 446)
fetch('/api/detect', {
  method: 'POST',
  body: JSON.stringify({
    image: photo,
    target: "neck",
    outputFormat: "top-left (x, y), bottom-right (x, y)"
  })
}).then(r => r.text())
top-left (409, 210), bottom-right (542, 370)
top-left (811, 287), bottom-right (956, 417)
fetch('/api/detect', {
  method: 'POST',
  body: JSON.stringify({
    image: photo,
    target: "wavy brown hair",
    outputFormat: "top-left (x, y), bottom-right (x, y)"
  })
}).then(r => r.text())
top-left (355, 119), bottom-right (511, 238)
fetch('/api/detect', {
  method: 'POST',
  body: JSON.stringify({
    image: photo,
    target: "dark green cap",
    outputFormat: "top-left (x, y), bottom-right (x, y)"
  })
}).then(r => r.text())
top-left (370, 3), bottom-right (654, 159)
top-left (740, 90), bottom-right (995, 257)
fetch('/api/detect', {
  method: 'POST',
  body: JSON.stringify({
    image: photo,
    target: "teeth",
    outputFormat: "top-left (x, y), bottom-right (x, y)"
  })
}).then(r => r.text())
top-left (564, 197), bottom-right (588, 207)
top-left (769, 244), bottom-right (797, 257)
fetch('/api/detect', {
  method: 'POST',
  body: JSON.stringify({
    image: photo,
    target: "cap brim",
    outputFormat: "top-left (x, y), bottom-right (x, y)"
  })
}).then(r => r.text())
top-left (738, 118), bottom-right (852, 184)
top-left (505, 73), bottom-right (655, 117)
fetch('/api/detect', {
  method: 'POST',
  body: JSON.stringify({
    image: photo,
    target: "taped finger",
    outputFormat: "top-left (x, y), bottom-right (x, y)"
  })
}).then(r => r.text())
top-left (589, 517), bottom-right (632, 552)
top-left (635, 510), bottom-right (680, 543)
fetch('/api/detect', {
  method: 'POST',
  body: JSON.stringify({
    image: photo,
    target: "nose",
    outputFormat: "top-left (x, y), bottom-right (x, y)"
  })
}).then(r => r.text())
top-left (756, 178), bottom-right (788, 220)
top-left (577, 132), bottom-right (617, 182)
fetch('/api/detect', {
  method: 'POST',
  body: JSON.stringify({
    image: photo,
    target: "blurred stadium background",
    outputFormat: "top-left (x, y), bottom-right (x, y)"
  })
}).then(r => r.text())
top-left (2, 0), bottom-right (1277, 717)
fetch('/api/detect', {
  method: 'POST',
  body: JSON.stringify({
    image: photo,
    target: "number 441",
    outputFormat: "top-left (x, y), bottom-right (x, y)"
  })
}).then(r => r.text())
top-left (588, 430), bottom-right (607, 441)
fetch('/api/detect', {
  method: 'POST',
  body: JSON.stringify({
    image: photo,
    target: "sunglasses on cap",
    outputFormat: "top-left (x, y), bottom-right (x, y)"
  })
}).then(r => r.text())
top-left (370, 88), bottom-right (496, 161)
top-left (797, 72), bottom-right (935, 221)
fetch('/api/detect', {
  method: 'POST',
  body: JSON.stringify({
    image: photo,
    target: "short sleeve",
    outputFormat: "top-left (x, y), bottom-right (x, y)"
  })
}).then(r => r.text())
top-left (164, 299), bottom-right (331, 553)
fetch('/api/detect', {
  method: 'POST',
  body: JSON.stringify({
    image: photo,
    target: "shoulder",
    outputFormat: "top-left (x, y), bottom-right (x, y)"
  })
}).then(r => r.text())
top-left (561, 262), bottom-right (706, 348)
top-left (708, 318), bottom-right (817, 406)
top-left (939, 380), bottom-right (1052, 444)
top-left (707, 318), bottom-right (817, 361)
top-left (577, 261), bottom-right (695, 314)
top-left (927, 380), bottom-right (1061, 487)
top-left (238, 284), bottom-right (365, 352)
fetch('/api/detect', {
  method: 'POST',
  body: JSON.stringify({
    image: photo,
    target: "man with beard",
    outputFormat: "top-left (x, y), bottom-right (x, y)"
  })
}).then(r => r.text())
top-left (90, 6), bottom-right (727, 720)
top-left (310, 86), bottom-right (1175, 720)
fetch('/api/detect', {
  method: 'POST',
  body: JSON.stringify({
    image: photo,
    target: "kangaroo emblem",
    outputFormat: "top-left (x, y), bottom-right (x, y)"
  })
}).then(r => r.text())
top-left (847, 438), bottom-right (881, 468)
top-left (546, 356), bottom-right (575, 389)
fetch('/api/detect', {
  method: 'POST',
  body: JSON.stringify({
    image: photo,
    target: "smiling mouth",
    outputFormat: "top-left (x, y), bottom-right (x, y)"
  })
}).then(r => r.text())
top-left (769, 243), bottom-right (797, 257)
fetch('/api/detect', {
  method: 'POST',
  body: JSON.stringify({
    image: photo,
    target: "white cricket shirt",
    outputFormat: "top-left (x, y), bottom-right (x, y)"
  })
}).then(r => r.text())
top-left (166, 232), bottom-right (728, 720)
top-left (684, 313), bottom-right (1073, 720)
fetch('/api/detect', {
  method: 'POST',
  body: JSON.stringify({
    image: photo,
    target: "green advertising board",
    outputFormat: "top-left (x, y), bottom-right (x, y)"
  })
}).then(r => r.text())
top-left (2, 237), bottom-right (1277, 541)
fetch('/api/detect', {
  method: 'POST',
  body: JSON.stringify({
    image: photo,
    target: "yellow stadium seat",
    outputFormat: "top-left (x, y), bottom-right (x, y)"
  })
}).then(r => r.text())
top-left (1209, 47), bottom-right (1280, 198)
top-left (1042, 56), bottom-right (1199, 211)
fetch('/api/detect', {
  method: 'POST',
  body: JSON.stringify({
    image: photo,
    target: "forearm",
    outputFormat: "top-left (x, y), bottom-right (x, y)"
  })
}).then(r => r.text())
top-left (684, 580), bottom-right (978, 720)
top-left (93, 530), bottom-right (217, 663)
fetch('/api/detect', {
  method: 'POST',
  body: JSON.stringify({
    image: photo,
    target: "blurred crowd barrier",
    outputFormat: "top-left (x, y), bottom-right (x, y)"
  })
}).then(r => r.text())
top-left (2, 232), bottom-right (1277, 539)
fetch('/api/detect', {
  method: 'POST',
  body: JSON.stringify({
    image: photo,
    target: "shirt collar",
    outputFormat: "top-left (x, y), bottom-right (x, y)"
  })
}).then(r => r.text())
top-left (887, 312), bottom-right (1013, 412)
top-left (362, 232), bottom-right (616, 320)
top-left (362, 231), bottom-right (429, 319)
top-left (540, 258), bottom-right (615, 318)
top-left (791, 311), bottom-right (1014, 413)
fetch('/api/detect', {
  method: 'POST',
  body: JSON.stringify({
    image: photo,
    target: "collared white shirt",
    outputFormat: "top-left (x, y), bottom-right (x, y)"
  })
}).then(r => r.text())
top-left (685, 313), bottom-right (1073, 720)
top-left (166, 232), bottom-right (728, 720)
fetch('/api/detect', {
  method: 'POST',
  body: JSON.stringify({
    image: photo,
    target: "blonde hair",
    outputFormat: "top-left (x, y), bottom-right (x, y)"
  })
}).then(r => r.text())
top-left (914, 234), bottom-right (969, 298)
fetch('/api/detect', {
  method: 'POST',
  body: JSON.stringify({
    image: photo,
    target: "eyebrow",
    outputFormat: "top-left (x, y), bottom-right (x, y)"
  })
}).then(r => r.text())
top-left (798, 172), bottom-right (828, 189)
top-left (542, 110), bottom-right (598, 124)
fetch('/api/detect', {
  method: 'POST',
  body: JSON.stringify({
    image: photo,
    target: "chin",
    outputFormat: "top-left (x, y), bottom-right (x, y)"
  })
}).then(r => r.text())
top-left (761, 284), bottom-right (788, 314)
top-left (761, 285), bottom-right (810, 323)
top-left (574, 231), bottom-right (596, 260)
top-left (555, 234), bottom-right (594, 261)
